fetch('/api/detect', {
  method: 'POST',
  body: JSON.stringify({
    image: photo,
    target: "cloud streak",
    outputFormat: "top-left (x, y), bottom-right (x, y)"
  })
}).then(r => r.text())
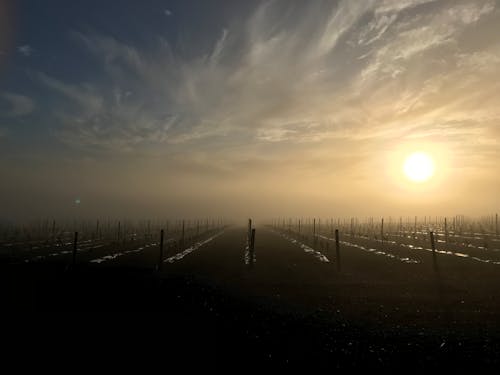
top-left (1, 92), bottom-right (35, 116)
top-left (17, 44), bottom-right (33, 56)
top-left (35, 0), bottom-right (499, 167)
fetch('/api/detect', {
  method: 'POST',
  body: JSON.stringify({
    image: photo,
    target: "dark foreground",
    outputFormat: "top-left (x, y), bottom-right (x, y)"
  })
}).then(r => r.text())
top-left (2, 227), bottom-right (500, 370)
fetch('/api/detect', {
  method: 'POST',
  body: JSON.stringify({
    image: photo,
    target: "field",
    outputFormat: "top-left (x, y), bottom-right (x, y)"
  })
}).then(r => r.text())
top-left (1, 217), bottom-right (500, 369)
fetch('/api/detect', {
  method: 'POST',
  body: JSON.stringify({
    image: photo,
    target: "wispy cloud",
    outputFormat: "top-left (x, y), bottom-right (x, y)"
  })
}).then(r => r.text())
top-left (17, 45), bottom-right (34, 57)
top-left (0, 92), bottom-right (35, 116)
top-left (36, 0), bottom-right (499, 165)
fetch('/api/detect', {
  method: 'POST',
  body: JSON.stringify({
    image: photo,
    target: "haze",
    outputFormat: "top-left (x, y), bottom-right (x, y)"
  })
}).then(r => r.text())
top-left (1, 0), bottom-right (499, 222)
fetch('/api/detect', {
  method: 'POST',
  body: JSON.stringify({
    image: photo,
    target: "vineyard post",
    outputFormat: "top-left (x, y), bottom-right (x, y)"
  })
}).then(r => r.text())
top-left (51, 219), bottom-right (56, 244)
top-left (335, 229), bottom-right (341, 272)
top-left (430, 231), bottom-right (437, 269)
top-left (250, 228), bottom-right (256, 266)
top-left (381, 218), bottom-right (384, 242)
top-left (248, 219), bottom-right (252, 243)
top-left (72, 231), bottom-right (78, 267)
top-left (181, 220), bottom-right (185, 249)
top-left (158, 229), bottom-right (164, 271)
top-left (496, 213), bottom-right (498, 236)
top-left (444, 218), bottom-right (448, 242)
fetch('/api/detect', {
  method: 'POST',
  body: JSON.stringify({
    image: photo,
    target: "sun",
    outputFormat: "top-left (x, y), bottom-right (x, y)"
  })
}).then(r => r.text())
top-left (403, 152), bottom-right (435, 183)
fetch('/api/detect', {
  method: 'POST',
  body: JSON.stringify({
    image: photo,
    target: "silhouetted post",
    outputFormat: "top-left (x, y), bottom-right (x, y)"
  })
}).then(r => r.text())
top-left (496, 213), bottom-right (498, 236)
top-left (250, 228), bottom-right (256, 265)
top-left (95, 220), bottom-right (100, 240)
top-left (51, 220), bottom-right (56, 243)
top-left (335, 229), bottom-right (341, 272)
top-left (181, 220), bottom-right (185, 248)
top-left (414, 216), bottom-right (417, 237)
top-left (381, 218), bottom-right (384, 242)
top-left (298, 219), bottom-right (301, 235)
top-left (197, 220), bottom-right (200, 237)
top-left (430, 230), bottom-right (437, 269)
top-left (117, 221), bottom-right (121, 241)
top-left (72, 231), bottom-right (78, 267)
top-left (158, 229), bottom-right (164, 271)
top-left (248, 219), bottom-right (252, 243)
top-left (444, 218), bottom-right (448, 242)
top-left (430, 231), bottom-right (436, 252)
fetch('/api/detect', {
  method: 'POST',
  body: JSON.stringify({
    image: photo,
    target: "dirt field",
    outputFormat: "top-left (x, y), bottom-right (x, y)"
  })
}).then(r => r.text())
top-left (2, 226), bottom-right (500, 369)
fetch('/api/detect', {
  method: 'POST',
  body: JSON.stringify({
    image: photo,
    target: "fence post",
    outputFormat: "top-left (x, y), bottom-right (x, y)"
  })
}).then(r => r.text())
top-left (335, 229), bottom-right (341, 272)
top-left (248, 219), bottom-right (252, 243)
top-left (72, 231), bottom-right (78, 267)
top-left (250, 228), bottom-right (256, 266)
top-left (430, 230), bottom-right (437, 269)
top-left (181, 220), bottom-right (185, 249)
top-left (158, 229), bottom-right (164, 271)
top-left (51, 220), bottom-right (56, 243)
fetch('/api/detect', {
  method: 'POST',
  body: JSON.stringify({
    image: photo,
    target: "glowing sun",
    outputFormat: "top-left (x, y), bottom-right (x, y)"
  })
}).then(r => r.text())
top-left (403, 152), bottom-right (435, 182)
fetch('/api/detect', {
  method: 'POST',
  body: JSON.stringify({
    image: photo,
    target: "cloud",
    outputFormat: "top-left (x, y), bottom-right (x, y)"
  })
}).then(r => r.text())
top-left (17, 44), bottom-right (33, 56)
top-left (35, 0), bottom-right (499, 169)
top-left (0, 92), bottom-right (35, 116)
top-left (164, 9), bottom-right (172, 16)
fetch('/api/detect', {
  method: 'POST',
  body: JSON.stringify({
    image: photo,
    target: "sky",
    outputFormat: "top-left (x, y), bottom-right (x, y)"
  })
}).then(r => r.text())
top-left (0, 0), bottom-right (499, 222)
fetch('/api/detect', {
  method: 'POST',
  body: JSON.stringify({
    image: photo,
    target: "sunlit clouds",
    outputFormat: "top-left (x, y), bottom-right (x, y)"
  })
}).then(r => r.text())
top-left (1, 0), bottom-right (499, 219)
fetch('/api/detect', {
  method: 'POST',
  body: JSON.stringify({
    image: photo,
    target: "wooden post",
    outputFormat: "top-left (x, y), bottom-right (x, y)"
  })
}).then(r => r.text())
top-left (430, 230), bottom-right (437, 270)
top-left (444, 217), bottom-right (448, 241)
top-left (158, 229), bottom-right (164, 271)
top-left (335, 229), bottom-right (341, 272)
top-left (72, 231), bottom-right (78, 267)
top-left (181, 220), bottom-right (185, 248)
top-left (250, 228), bottom-right (256, 266)
top-left (381, 218), bottom-right (384, 242)
top-left (51, 220), bottom-right (56, 243)
top-left (496, 213), bottom-right (498, 236)
top-left (248, 219), bottom-right (252, 243)
top-left (313, 218), bottom-right (316, 237)
top-left (298, 219), bottom-right (301, 234)
top-left (95, 219), bottom-right (100, 240)
top-left (117, 221), bottom-right (121, 241)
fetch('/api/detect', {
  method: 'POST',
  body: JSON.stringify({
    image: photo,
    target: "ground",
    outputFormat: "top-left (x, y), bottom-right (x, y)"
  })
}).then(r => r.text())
top-left (2, 226), bottom-right (500, 369)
